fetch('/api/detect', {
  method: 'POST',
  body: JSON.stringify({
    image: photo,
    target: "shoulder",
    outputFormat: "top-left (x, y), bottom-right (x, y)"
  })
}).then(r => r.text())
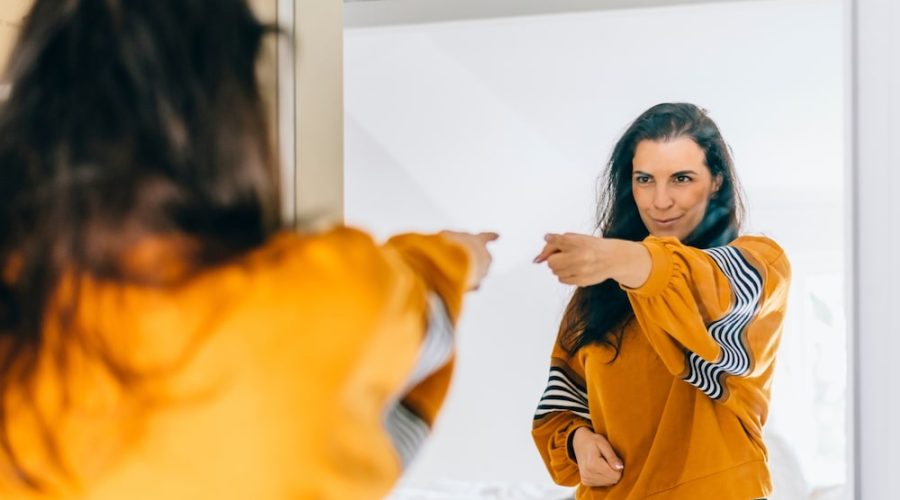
top-left (241, 226), bottom-right (402, 303)
top-left (731, 235), bottom-right (785, 259)
top-left (255, 226), bottom-right (386, 273)
top-left (726, 235), bottom-right (791, 286)
top-left (729, 235), bottom-right (788, 267)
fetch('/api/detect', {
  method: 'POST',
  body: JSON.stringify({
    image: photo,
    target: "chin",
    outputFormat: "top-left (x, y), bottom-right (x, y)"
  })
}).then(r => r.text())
top-left (649, 228), bottom-right (686, 240)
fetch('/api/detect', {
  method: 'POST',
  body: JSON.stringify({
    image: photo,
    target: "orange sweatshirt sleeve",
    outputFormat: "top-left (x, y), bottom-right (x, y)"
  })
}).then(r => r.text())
top-left (378, 233), bottom-right (471, 468)
top-left (623, 235), bottom-right (791, 402)
top-left (280, 228), bottom-right (470, 498)
top-left (531, 333), bottom-right (593, 486)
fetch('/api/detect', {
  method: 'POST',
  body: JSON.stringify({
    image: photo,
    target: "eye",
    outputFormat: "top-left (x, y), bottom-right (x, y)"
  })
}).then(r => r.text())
top-left (673, 175), bottom-right (693, 184)
top-left (634, 175), bottom-right (652, 184)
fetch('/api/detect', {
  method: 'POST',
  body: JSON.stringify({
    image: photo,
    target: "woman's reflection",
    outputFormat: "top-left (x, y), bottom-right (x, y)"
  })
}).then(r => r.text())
top-left (532, 103), bottom-right (791, 500)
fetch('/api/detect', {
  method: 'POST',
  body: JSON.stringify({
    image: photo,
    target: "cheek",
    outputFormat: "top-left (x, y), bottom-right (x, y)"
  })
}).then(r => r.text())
top-left (632, 188), bottom-right (652, 211)
top-left (676, 186), bottom-right (713, 214)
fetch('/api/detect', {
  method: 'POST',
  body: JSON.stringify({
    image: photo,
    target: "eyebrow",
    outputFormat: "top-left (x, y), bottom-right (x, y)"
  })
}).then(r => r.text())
top-left (632, 169), bottom-right (699, 177)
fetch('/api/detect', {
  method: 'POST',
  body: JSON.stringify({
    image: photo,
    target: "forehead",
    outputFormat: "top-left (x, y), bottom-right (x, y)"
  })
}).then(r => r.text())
top-left (632, 137), bottom-right (708, 175)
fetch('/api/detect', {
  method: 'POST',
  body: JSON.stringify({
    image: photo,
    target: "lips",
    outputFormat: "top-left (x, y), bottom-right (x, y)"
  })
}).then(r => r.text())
top-left (651, 216), bottom-right (683, 227)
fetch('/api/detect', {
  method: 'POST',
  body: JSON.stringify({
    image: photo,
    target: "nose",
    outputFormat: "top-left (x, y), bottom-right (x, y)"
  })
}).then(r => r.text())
top-left (652, 185), bottom-right (675, 211)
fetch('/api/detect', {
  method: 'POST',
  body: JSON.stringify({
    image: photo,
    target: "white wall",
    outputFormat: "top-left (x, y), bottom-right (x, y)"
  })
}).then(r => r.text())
top-left (344, 0), bottom-right (845, 495)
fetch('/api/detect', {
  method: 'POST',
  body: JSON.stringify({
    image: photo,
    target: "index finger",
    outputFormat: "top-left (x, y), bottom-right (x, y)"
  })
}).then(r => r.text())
top-left (477, 232), bottom-right (500, 243)
top-left (533, 243), bottom-right (559, 264)
top-left (546, 232), bottom-right (583, 251)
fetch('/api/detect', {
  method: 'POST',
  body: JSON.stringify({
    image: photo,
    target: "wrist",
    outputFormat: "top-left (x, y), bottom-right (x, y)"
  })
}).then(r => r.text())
top-left (572, 426), bottom-right (591, 449)
top-left (439, 232), bottom-right (478, 290)
top-left (567, 427), bottom-right (580, 462)
top-left (610, 240), bottom-right (652, 289)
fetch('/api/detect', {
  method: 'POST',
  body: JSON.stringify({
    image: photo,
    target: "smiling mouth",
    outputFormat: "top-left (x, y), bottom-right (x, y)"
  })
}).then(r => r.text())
top-left (651, 216), bottom-right (683, 226)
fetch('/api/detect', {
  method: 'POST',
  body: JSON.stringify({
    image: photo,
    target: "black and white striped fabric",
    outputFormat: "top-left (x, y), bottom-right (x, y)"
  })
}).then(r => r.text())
top-left (534, 365), bottom-right (591, 421)
top-left (385, 402), bottom-right (430, 468)
top-left (683, 246), bottom-right (763, 400)
top-left (384, 293), bottom-right (454, 469)
top-left (403, 294), bottom-right (454, 389)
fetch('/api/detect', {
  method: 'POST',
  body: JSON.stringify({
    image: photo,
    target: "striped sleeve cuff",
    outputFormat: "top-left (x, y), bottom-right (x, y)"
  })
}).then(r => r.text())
top-left (384, 293), bottom-right (454, 469)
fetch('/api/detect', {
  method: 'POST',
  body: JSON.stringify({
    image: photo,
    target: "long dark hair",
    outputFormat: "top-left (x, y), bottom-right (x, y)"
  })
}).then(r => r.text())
top-left (0, 0), bottom-right (278, 487)
top-left (560, 103), bottom-right (745, 358)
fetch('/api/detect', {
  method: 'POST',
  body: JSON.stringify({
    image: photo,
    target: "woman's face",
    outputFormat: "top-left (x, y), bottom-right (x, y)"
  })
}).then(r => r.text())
top-left (631, 137), bottom-right (722, 241)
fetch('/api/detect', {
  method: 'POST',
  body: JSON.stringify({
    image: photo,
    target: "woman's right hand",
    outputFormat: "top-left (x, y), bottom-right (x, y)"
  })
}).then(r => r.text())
top-left (572, 427), bottom-right (624, 487)
top-left (440, 231), bottom-right (499, 291)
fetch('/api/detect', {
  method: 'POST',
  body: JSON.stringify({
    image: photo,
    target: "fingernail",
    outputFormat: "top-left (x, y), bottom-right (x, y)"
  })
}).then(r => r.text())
top-left (614, 463), bottom-right (624, 470)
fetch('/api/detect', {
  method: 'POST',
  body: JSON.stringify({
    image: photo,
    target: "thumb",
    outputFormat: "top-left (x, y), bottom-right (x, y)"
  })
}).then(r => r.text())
top-left (594, 437), bottom-right (624, 471)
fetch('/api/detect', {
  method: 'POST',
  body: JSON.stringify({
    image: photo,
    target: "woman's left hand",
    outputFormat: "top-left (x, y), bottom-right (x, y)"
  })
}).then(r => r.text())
top-left (534, 233), bottom-right (651, 288)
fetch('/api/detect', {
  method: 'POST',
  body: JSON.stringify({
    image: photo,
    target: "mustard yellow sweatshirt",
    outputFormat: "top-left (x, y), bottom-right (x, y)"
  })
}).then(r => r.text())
top-left (0, 227), bottom-right (470, 499)
top-left (533, 235), bottom-right (791, 500)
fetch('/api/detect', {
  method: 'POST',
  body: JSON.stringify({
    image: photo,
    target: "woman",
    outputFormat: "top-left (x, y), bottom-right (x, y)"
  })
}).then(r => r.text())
top-left (532, 103), bottom-right (790, 499)
top-left (0, 1), bottom-right (496, 498)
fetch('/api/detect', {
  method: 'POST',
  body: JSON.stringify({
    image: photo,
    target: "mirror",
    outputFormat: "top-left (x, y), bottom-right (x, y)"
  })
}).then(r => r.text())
top-left (343, 1), bottom-right (848, 499)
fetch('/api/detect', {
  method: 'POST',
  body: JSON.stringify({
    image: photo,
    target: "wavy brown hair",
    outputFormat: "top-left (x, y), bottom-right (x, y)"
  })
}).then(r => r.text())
top-left (0, 0), bottom-right (279, 488)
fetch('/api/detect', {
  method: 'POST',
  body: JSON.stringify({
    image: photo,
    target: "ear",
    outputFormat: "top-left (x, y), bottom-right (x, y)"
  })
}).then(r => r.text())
top-left (712, 174), bottom-right (724, 195)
